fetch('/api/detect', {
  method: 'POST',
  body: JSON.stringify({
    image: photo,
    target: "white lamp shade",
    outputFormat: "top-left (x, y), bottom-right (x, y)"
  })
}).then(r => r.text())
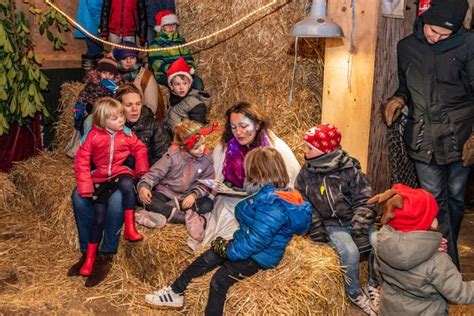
top-left (290, 0), bottom-right (344, 38)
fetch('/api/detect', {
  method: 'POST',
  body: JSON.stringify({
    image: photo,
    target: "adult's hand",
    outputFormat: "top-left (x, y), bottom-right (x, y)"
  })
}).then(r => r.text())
top-left (462, 133), bottom-right (474, 167)
top-left (138, 186), bottom-right (152, 205)
top-left (383, 96), bottom-right (406, 127)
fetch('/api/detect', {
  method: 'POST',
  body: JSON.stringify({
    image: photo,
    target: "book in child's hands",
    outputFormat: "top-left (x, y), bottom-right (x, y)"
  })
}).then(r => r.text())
top-left (198, 179), bottom-right (248, 197)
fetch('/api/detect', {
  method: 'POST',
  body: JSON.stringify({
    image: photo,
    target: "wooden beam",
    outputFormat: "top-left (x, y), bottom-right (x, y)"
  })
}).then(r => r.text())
top-left (321, 0), bottom-right (380, 172)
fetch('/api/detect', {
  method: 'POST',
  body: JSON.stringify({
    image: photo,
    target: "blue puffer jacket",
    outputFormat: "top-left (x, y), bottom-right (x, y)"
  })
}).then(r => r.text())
top-left (227, 184), bottom-right (312, 269)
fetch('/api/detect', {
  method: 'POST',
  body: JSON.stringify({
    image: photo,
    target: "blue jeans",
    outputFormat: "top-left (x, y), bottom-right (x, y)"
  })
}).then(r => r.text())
top-left (71, 188), bottom-right (124, 254)
top-left (85, 37), bottom-right (103, 58)
top-left (415, 160), bottom-right (470, 269)
top-left (327, 225), bottom-right (378, 298)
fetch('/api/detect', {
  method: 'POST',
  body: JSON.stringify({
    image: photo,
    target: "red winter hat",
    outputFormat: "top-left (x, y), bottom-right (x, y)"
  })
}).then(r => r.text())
top-left (167, 57), bottom-right (194, 86)
top-left (304, 123), bottom-right (341, 154)
top-left (387, 183), bottom-right (439, 232)
top-left (155, 10), bottom-right (179, 32)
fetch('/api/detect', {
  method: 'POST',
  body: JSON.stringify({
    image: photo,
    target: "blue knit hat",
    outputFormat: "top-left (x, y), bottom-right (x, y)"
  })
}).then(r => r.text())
top-left (113, 41), bottom-right (139, 61)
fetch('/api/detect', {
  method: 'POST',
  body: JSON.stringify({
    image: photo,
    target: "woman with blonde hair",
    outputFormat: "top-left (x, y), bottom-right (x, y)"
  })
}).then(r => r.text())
top-left (72, 97), bottom-right (148, 285)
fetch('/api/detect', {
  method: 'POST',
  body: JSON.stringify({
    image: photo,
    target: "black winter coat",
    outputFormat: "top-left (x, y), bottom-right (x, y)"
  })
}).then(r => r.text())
top-left (127, 105), bottom-right (169, 165)
top-left (395, 19), bottom-right (474, 165)
top-left (295, 150), bottom-right (375, 243)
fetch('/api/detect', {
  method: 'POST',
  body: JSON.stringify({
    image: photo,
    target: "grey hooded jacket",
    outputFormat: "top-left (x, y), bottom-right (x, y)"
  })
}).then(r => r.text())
top-left (375, 225), bottom-right (474, 315)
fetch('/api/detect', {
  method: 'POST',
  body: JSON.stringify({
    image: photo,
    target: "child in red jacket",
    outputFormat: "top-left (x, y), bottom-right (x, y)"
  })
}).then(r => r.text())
top-left (74, 97), bottom-right (149, 277)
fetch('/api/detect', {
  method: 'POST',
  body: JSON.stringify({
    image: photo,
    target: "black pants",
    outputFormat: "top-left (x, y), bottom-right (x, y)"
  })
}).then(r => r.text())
top-left (89, 175), bottom-right (136, 243)
top-left (147, 191), bottom-right (214, 218)
top-left (171, 249), bottom-right (261, 316)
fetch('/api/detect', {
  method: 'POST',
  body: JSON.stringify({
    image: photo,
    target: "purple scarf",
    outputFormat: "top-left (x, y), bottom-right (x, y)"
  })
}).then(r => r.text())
top-left (222, 134), bottom-right (270, 188)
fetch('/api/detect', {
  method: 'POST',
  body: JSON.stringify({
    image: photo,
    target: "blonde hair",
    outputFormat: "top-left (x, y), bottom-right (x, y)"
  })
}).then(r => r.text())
top-left (173, 120), bottom-right (204, 147)
top-left (92, 97), bottom-right (124, 128)
top-left (244, 147), bottom-right (289, 188)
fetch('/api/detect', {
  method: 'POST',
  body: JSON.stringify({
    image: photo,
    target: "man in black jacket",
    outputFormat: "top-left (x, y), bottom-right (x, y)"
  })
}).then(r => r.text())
top-left (383, 0), bottom-right (473, 269)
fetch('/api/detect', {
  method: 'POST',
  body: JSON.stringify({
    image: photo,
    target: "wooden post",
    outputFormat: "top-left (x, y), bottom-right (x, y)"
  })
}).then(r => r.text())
top-left (367, 3), bottom-right (417, 193)
top-left (321, 0), bottom-right (380, 172)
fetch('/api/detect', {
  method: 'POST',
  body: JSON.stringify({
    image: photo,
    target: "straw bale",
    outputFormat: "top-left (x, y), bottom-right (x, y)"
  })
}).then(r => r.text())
top-left (119, 224), bottom-right (195, 287)
top-left (9, 151), bottom-right (78, 247)
top-left (0, 173), bottom-right (17, 210)
top-left (53, 82), bottom-right (85, 152)
top-left (179, 236), bottom-right (346, 315)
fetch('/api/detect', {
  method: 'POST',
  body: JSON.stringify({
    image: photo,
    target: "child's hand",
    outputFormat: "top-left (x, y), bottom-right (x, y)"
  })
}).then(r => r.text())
top-left (438, 237), bottom-right (448, 253)
top-left (138, 187), bottom-right (152, 205)
top-left (182, 193), bottom-right (196, 209)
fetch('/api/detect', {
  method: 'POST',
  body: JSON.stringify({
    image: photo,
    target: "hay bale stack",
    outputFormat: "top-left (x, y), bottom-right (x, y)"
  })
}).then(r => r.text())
top-left (53, 82), bottom-right (85, 152)
top-left (181, 237), bottom-right (346, 315)
top-left (177, 0), bottom-right (324, 161)
top-left (0, 173), bottom-right (17, 210)
top-left (9, 151), bottom-right (78, 247)
top-left (119, 225), bottom-right (195, 287)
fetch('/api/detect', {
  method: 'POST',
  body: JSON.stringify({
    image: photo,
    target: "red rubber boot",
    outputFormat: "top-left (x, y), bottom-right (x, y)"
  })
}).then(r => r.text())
top-left (79, 243), bottom-right (99, 276)
top-left (124, 209), bottom-right (143, 241)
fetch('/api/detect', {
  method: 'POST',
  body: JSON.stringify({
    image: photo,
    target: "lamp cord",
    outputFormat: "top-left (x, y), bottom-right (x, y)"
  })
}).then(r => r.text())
top-left (288, 37), bottom-right (299, 104)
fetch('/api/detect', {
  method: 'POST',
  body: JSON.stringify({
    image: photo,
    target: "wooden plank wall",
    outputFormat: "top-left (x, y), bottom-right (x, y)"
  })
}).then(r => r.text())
top-left (366, 2), bottom-right (417, 193)
top-left (18, 0), bottom-right (85, 68)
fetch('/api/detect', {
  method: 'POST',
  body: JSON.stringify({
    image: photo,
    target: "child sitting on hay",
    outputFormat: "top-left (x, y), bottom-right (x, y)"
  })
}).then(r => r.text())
top-left (144, 147), bottom-right (312, 315)
top-left (295, 123), bottom-right (379, 315)
top-left (163, 57), bottom-right (211, 135)
top-left (370, 184), bottom-right (474, 314)
top-left (136, 120), bottom-right (217, 231)
top-left (148, 10), bottom-right (203, 90)
top-left (74, 97), bottom-right (148, 279)
top-left (73, 57), bottom-right (122, 136)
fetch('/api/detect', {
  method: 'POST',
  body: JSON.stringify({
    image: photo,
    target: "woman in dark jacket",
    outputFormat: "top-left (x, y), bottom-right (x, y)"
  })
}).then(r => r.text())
top-left (68, 83), bottom-right (169, 288)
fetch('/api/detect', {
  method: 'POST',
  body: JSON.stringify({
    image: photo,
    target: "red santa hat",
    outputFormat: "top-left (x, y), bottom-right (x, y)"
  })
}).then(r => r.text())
top-left (304, 123), bottom-right (342, 154)
top-left (166, 57), bottom-right (194, 86)
top-left (155, 10), bottom-right (179, 32)
top-left (387, 184), bottom-right (439, 232)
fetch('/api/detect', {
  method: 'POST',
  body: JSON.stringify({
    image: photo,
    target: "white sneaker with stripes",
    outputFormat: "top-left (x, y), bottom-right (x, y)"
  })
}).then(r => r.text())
top-left (145, 286), bottom-right (184, 308)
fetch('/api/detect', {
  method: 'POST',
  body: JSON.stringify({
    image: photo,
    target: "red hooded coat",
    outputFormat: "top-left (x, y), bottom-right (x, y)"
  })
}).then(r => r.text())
top-left (74, 126), bottom-right (149, 197)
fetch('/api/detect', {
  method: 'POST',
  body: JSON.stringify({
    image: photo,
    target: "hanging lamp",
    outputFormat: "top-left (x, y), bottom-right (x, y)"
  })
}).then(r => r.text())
top-left (290, 0), bottom-right (344, 38)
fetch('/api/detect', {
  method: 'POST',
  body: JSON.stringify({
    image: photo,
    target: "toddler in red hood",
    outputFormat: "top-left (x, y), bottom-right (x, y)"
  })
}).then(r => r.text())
top-left (371, 183), bottom-right (474, 315)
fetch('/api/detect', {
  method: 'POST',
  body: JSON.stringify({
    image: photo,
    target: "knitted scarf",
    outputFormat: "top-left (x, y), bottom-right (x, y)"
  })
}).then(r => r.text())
top-left (118, 63), bottom-right (142, 82)
top-left (222, 134), bottom-right (270, 188)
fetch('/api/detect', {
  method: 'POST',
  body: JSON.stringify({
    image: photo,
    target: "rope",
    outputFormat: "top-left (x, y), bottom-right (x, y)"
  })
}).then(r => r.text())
top-left (44, 0), bottom-right (278, 52)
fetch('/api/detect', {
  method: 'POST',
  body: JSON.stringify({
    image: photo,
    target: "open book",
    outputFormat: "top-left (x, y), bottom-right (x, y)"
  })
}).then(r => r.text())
top-left (198, 179), bottom-right (248, 197)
